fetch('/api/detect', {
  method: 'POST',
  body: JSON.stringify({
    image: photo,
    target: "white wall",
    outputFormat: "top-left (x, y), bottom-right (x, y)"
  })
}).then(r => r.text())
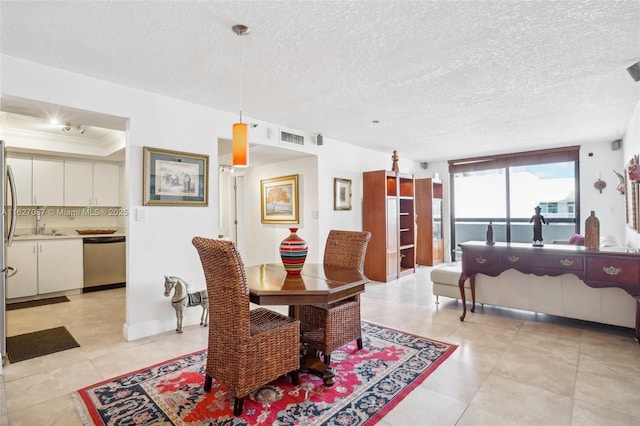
top-left (242, 156), bottom-right (320, 267)
top-left (217, 132), bottom-right (422, 264)
top-left (1, 54), bottom-right (421, 340)
top-left (623, 100), bottom-right (640, 249)
top-left (579, 141), bottom-right (625, 241)
top-left (316, 137), bottom-right (420, 249)
top-left (220, 137), bottom-right (422, 266)
top-left (1, 55), bottom-right (223, 339)
top-left (5, 53), bottom-right (632, 340)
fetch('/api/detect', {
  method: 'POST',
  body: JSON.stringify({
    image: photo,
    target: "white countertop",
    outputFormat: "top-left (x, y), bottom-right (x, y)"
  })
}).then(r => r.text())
top-left (12, 228), bottom-right (125, 241)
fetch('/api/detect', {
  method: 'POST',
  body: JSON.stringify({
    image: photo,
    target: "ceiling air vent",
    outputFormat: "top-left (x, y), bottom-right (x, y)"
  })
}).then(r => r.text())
top-left (280, 131), bottom-right (304, 145)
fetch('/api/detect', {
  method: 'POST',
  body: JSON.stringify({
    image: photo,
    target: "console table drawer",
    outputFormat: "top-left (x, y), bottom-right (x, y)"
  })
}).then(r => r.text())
top-left (586, 257), bottom-right (640, 286)
top-left (463, 250), bottom-right (500, 275)
top-left (501, 253), bottom-right (584, 271)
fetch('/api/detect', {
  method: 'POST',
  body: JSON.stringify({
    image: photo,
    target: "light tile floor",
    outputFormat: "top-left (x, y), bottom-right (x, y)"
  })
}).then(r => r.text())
top-left (1, 266), bottom-right (639, 425)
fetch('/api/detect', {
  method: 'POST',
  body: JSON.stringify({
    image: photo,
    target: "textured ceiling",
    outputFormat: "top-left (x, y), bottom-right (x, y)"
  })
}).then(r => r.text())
top-left (1, 1), bottom-right (639, 163)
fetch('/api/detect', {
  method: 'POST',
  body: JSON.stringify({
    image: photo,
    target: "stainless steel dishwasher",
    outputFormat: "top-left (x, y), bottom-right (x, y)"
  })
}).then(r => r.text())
top-left (83, 236), bottom-right (126, 291)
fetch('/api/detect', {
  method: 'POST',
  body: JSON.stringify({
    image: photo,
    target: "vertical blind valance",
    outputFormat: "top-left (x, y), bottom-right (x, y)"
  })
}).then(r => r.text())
top-left (448, 146), bottom-right (580, 174)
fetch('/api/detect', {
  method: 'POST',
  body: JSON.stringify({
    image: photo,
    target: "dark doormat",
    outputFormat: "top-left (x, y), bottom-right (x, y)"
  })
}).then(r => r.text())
top-left (6, 326), bottom-right (80, 363)
top-left (7, 296), bottom-right (70, 311)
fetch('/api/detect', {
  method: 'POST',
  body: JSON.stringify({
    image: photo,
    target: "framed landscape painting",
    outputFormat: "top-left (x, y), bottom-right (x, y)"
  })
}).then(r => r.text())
top-left (261, 174), bottom-right (299, 224)
top-left (143, 146), bottom-right (209, 206)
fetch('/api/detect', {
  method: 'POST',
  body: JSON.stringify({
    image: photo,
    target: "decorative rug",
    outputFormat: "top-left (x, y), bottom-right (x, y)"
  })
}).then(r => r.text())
top-left (7, 326), bottom-right (80, 363)
top-left (73, 322), bottom-right (457, 425)
top-left (6, 295), bottom-right (70, 311)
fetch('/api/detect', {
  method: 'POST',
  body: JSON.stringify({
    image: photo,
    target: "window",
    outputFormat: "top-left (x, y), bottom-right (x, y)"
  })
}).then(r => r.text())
top-left (449, 147), bottom-right (579, 257)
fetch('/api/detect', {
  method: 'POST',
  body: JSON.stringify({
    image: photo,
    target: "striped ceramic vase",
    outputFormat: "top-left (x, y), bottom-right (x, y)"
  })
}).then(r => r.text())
top-left (279, 228), bottom-right (308, 275)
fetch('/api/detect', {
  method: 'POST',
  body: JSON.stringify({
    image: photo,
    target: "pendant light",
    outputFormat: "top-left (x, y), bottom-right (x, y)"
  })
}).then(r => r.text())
top-left (232, 24), bottom-right (250, 167)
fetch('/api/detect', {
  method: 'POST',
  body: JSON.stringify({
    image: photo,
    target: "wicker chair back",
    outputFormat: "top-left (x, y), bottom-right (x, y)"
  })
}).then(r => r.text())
top-left (191, 237), bottom-right (251, 341)
top-left (323, 230), bottom-right (371, 272)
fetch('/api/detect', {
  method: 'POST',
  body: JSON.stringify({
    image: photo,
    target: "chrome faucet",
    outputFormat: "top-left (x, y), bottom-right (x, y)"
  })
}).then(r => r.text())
top-left (35, 210), bottom-right (46, 235)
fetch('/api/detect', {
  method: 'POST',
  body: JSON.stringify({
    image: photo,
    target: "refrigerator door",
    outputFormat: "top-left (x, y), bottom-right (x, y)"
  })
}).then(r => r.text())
top-left (1, 140), bottom-right (18, 360)
top-left (6, 164), bottom-right (17, 247)
top-left (1, 140), bottom-right (6, 360)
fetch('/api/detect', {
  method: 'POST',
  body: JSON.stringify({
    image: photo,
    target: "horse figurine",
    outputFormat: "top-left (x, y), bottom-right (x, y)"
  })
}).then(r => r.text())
top-left (163, 275), bottom-right (209, 333)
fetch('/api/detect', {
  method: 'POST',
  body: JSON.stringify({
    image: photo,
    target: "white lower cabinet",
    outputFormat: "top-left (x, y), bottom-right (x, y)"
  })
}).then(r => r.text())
top-left (7, 239), bottom-right (83, 299)
top-left (6, 241), bottom-right (38, 299)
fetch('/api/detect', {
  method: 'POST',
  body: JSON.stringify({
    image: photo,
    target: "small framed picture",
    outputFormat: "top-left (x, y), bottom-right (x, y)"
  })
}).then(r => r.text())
top-left (143, 146), bottom-right (209, 206)
top-left (261, 174), bottom-right (299, 223)
top-left (334, 178), bottom-right (352, 210)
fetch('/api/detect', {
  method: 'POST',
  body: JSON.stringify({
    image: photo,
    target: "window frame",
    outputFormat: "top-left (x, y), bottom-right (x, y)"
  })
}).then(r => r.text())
top-left (448, 146), bottom-right (580, 258)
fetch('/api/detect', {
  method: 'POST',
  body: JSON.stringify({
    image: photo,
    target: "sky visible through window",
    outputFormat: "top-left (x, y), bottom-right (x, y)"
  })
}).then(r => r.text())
top-left (455, 161), bottom-right (576, 219)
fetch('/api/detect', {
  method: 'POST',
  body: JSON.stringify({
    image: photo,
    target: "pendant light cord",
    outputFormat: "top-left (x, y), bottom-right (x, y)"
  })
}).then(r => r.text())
top-left (232, 24), bottom-right (250, 124)
top-left (239, 30), bottom-right (244, 123)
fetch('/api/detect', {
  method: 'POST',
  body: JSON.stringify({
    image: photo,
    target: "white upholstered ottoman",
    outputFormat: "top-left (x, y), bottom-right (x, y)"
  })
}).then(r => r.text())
top-left (430, 262), bottom-right (471, 303)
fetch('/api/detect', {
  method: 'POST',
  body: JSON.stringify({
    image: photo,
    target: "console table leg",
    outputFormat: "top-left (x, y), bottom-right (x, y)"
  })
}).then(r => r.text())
top-left (635, 301), bottom-right (640, 344)
top-left (459, 274), bottom-right (468, 321)
top-left (470, 275), bottom-right (476, 313)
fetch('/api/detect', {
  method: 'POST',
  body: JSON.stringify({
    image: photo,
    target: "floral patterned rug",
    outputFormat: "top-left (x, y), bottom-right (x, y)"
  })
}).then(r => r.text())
top-left (74, 322), bottom-right (457, 425)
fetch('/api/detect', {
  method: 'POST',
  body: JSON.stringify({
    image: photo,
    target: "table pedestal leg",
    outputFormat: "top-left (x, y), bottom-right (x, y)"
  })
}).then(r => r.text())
top-left (300, 345), bottom-right (335, 386)
top-left (291, 305), bottom-right (335, 386)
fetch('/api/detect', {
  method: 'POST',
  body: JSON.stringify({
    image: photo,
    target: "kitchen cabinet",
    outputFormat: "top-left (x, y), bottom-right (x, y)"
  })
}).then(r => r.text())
top-left (363, 170), bottom-right (416, 282)
top-left (32, 158), bottom-right (64, 206)
top-left (6, 156), bottom-right (33, 206)
top-left (93, 162), bottom-right (120, 206)
top-left (6, 239), bottom-right (83, 299)
top-left (6, 241), bottom-right (38, 299)
top-left (64, 160), bottom-right (93, 206)
top-left (64, 160), bottom-right (120, 206)
top-left (38, 239), bottom-right (83, 293)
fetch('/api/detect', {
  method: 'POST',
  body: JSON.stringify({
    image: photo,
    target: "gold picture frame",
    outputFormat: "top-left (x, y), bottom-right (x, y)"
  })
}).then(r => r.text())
top-left (261, 174), bottom-right (299, 223)
top-left (334, 178), bottom-right (352, 210)
top-left (143, 146), bottom-right (209, 206)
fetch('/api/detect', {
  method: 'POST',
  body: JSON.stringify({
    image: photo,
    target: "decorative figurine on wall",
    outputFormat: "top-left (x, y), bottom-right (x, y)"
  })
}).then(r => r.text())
top-left (391, 150), bottom-right (399, 172)
top-left (593, 175), bottom-right (607, 194)
top-left (613, 169), bottom-right (626, 195)
top-left (163, 275), bottom-right (209, 333)
top-left (486, 221), bottom-right (495, 246)
top-left (529, 205), bottom-right (546, 247)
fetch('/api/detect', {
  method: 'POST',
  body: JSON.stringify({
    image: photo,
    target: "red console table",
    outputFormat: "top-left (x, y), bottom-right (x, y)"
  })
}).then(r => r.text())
top-left (458, 241), bottom-right (640, 342)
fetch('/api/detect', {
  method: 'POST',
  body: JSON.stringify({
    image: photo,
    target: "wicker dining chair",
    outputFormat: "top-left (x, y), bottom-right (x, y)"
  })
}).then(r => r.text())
top-left (299, 230), bottom-right (371, 366)
top-left (192, 237), bottom-right (300, 417)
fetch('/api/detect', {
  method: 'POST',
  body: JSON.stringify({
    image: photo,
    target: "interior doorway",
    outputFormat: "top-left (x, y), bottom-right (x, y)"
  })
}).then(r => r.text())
top-left (216, 139), bottom-right (313, 260)
top-left (0, 97), bottom-right (128, 362)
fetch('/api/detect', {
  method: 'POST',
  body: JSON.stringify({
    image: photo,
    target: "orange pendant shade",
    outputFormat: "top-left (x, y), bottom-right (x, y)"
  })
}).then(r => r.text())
top-left (232, 122), bottom-right (249, 167)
